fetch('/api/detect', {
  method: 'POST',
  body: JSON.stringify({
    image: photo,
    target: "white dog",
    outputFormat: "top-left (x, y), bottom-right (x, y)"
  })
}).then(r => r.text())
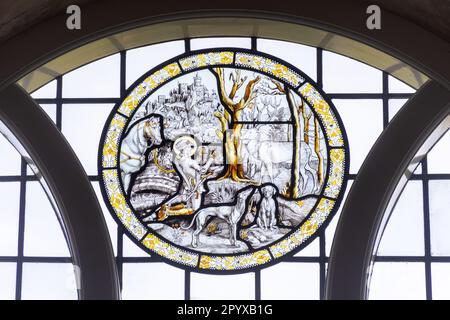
top-left (256, 184), bottom-right (278, 230)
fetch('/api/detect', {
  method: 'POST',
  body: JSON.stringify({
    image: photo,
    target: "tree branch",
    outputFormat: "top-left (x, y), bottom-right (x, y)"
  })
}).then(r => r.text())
top-left (212, 68), bottom-right (236, 108)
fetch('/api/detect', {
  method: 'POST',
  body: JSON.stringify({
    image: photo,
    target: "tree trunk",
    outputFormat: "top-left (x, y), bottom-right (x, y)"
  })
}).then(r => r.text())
top-left (314, 117), bottom-right (324, 184)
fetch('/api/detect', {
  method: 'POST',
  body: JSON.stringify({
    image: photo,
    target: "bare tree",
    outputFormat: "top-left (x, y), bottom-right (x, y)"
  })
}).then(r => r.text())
top-left (314, 117), bottom-right (324, 184)
top-left (212, 68), bottom-right (260, 182)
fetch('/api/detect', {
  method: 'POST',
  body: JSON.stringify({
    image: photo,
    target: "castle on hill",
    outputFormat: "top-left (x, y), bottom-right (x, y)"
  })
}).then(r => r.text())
top-left (147, 73), bottom-right (219, 113)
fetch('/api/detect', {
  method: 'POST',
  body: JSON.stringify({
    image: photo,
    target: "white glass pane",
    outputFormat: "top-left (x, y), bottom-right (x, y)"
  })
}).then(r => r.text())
top-left (431, 263), bottom-right (450, 300)
top-left (323, 51), bottom-right (382, 93)
top-left (62, 104), bottom-right (114, 175)
top-left (0, 133), bottom-right (21, 176)
top-left (326, 180), bottom-right (353, 256)
top-left (92, 182), bottom-right (117, 255)
top-left (24, 181), bottom-right (70, 257)
top-left (427, 130), bottom-right (450, 174)
top-left (333, 99), bottom-right (383, 174)
top-left (377, 181), bottom-right (425, 256)
top-left (0, 182), bottom-right (20, 256)
top-left (191, 273), bottom-right (254, 300)
top-left (21, 263), bottom-right (77, 300)
top-left (388, 75), bottom-right (416, 94)
top-left (388, 99), bottom-right (408, 122)
top-left (257, 39), bottom-right (317, 80)
top-left (369, 262), bottom-right (426, 300)
top-left (62, 54), bottom-right (120, 98)
top-left (190, 37), bottom-right (251, 50)
top-left (30, 80), bottom-right (57, 99)
top-left (261, 262), bottom-right (320, 300)
top-left (39, 104), bottom-right (57, 124)
top-left (122, 263), bottom-right (184, 300)
top-left (429, 180), bottom-right (450, 256)
top-left (0, 263), bottom-right (16, 300)
top-left (294, 237), bottom-right (320, 257)
top-left (122, 235), bottom-right (148, 257)
top-left (126, 41), bottom-right (185, 88)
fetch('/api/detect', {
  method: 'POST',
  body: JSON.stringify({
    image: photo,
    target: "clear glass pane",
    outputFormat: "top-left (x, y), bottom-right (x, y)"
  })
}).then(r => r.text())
top-left (62, 104), bottom-right (114, 175)
top-left (333, 99), bottom-right (383, 174)
top-left (388, 75), bottom-right (415, 94)
top-left (30, 80), bottom-right (57, 99)
top-left (431, 263), bottom-right (450, 300)
top-left (294, 237), bottom-right (320, 257)
top-left (388, 99), bottom-right (408, 122)
top-left (427, 130), bottom-right (450, 174)
top-left (0, 133), bottom-right (21, 176)
top-left (126, 41), bottom-right (185, 88)
top-left (21, 263), bottom-right (77, 300)
top-left (39, 104), bottom-right (57, 124)
top-left (369, 262), bottom-right (426, 300)
top-left (376, 181), bottom-right (425, 256)
top-left (190, 37), bottom-right (251, 50)
top-left (122, 263), bottom-right (184, 300)
top-left (24, 181), bottom-right (70, 257)
top-left (323, 51), bottom-right (382, 93)
top-left (0, 182), bottom-right (20, 256)
top-left (257, 39), bottom-right (317, 80)
top-left (0, 263), bottom-right (16, 300)
top-left (190, 273), bottom-right (255, 300)
top-left (429, 180), bottom-right (450, 256)
top-left (261, 262), bottom-right (320, 300)
top-left (92, 182), bottom-right (117, 255)
top-left (62, 54), bottom-right (120, 98)
top-left (122, 235), bottom-right (148, 257)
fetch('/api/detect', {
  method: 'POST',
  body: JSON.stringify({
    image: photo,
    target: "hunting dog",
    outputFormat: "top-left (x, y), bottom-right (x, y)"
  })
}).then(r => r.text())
top-left (182, 188), bottom-right (254, 248)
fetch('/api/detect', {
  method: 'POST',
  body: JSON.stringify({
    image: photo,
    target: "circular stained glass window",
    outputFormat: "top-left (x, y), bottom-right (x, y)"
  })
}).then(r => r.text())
top-left (99, 49), bottom-right (349, 272)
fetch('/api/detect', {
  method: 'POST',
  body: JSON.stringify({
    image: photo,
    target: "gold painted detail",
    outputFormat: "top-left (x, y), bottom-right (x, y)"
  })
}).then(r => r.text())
top-left (235, 52), bottom-right (303, 87)
top-left (141, 233), bottom-right (199, 267)
top-left (102, 169), bottom-right (146, 239)
top-left (269, 198), bottom-right (335, 258)
top-left (199, 250), bottom-right (271, 270)
top-left (299, 83), bottom-right (344, 147)
top-left (102, 114), bottom-right (126, 167)
top-left (179, 51), bottom-right (234, 70)
top-left (324, 149), bottom-right (345, 198)
top-left (118, 63), bottom-right (181, 116)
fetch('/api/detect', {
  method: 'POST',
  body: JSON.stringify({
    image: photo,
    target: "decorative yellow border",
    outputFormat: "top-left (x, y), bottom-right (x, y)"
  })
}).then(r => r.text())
top-left (270, 198), bottom-right (336, 258)
top-left (199, 250), bottom-right (272, 270)
top-left (142, 233), bottom-right (199, 267)
top-left (235, 52), bottom-right (303, 87)
top-left (100, 50), bottom-right (348, 271)
top-left (118, 62), bottom-right (181, 117)
top-left (102, 114), bottom-right (127, 168)
top-left (102, 170), bottom-right (147, 240)
top-left (299, 82), bottom-right (344, 147)
top-left (179, 51), bottom-right (234, 71)
top-left (324, 149), bottom-right (346, 198)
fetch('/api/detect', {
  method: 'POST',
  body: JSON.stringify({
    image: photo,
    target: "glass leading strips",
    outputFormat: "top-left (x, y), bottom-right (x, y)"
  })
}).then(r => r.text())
top-left (99, 49), bottom-right (349, 272)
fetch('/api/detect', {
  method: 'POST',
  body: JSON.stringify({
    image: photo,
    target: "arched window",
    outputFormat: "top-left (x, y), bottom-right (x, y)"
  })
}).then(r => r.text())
top-left (369, 128), bottom-right (450, 300)
top-left (1, 7), bottom-right (447, 300)
top-left (1, 34), bottom-right (426, 299)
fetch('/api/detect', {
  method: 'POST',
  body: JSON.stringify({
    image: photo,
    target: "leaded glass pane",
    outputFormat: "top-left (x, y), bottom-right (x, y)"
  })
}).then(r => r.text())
top-left (369, 262), bottom-right (426, 300)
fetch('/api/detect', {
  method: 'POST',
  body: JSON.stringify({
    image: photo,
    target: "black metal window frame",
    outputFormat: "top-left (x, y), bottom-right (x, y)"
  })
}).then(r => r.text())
top-left (4, 36), bottom-right (449, 300)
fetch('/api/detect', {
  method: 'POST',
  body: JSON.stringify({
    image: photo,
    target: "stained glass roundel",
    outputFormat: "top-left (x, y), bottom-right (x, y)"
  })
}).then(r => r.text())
top-left (99, 49), bottom-right (349, 272)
